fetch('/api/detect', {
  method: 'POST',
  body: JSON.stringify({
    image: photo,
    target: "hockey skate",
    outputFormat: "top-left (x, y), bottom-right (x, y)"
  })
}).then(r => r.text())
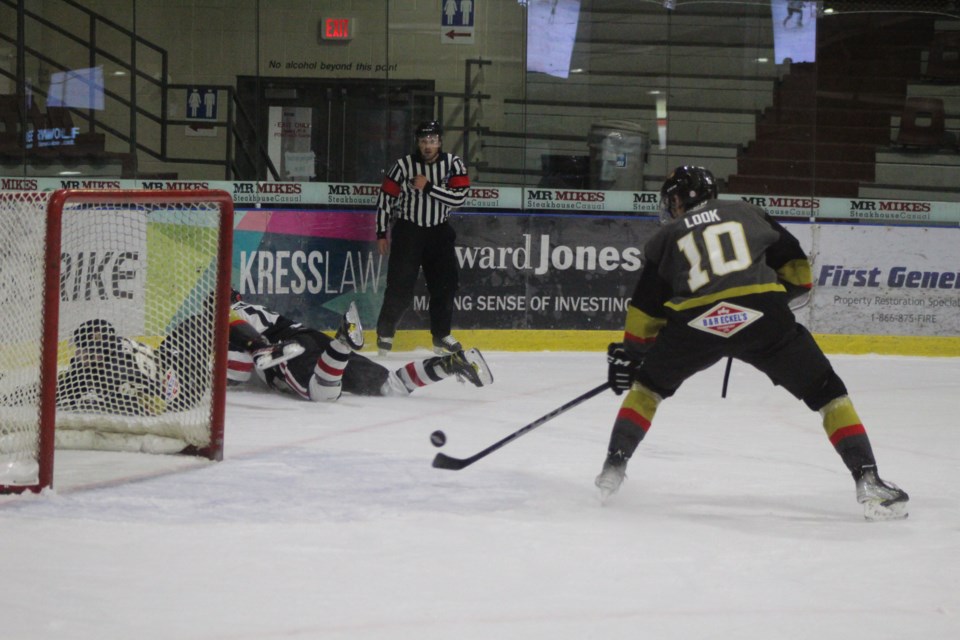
top-left (335, 302), bottom-right (364, 351)
top-left (856, 465), bottom-right (909, 521)
top-left (595, 460), bottom-right (627, 503)
top-left (377, 335), bottom-right (393, 356)
top-left (252, 340), bottom-right (305, 370)
top-left (433, 334), bottom-right (463, 355)
top-left (441, 348), bottom-right (493, 387)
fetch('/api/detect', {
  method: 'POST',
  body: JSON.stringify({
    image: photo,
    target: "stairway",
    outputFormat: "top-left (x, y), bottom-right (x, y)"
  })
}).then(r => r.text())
top-left (727, 13), bottom-right (936, 197)
top-left (0, 0), bottom-right (273, 180)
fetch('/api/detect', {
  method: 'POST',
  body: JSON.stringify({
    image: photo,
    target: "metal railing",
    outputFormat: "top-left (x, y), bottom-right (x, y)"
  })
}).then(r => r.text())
top-left (0, 0), bottom-right (277, 179)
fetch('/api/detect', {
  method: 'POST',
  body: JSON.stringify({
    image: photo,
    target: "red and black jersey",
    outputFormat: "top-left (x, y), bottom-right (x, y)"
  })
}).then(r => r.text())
top-left (376, 151), bottom-right (469, 238)
top-left (230, 300), bottom-right (306, 345)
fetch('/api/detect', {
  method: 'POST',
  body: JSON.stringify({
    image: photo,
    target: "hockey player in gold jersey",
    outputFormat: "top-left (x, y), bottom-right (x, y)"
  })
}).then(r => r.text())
top-left (596, 166), bottom-right (908, 521)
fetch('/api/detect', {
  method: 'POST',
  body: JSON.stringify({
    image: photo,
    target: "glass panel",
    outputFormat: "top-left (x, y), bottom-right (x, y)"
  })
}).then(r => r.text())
top-left (0, 0), bottom-right (956, 209)
top-left (1, 2), bottom-right (133, 179)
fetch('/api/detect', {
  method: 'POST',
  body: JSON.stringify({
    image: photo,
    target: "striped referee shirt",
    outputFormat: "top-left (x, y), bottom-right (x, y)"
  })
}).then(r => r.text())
top-left (376, 151), bottom-right (470, 238)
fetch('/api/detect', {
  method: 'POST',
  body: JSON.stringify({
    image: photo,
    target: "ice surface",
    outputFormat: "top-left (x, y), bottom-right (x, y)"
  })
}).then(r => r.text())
top-left (1, 352), bottom-right (958, 640)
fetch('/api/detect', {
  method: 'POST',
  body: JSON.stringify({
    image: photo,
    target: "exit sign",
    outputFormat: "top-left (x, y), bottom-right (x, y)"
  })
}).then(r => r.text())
top-left (321, 17), bottom-right (353, 41)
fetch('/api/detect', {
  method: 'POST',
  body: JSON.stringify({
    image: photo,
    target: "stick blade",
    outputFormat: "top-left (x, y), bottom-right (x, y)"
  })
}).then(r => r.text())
top-left (432, 452), bottom-right (471, 470)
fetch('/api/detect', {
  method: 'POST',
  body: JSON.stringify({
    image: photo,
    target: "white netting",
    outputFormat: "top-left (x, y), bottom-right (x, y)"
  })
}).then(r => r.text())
top-left (0, 192), bottom-right (48, 487)
top-left (0, 191), bottom-right (228, 490)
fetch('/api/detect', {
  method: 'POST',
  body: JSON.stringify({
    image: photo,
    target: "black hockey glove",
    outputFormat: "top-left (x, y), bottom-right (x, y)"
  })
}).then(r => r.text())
top-left (607, 342), bottom-right (643, 395)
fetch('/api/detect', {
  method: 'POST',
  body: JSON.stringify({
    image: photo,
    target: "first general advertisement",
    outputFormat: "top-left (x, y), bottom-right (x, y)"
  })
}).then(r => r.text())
top-left (785, 224), bottom-right (959, 337)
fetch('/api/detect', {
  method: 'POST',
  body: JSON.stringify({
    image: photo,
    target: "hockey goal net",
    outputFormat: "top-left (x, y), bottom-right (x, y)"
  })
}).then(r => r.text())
top-left (0, 189), bottom-right (234, 493)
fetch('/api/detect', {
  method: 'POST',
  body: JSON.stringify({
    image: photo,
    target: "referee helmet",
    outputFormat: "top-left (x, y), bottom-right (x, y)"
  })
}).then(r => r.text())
top-left (415, 120), bottom-right (443, 139)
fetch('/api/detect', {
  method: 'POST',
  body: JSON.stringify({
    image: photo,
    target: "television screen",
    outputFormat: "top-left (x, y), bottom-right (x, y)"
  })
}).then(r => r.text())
top-left (47, 66), bottom-right (105, 110)
top-left (527, 0), bottom-right (581, 79)
top-left (772, 0), bottom-right (817, 64)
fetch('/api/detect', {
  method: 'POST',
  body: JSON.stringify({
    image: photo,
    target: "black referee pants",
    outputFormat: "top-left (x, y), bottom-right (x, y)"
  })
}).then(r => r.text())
top-left (376, 219), bottom-right (459, 340)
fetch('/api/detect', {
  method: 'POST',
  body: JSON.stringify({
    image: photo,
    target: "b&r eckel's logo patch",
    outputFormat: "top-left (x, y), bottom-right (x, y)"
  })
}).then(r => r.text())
top-left (688, 302), bottom-right (763, 337)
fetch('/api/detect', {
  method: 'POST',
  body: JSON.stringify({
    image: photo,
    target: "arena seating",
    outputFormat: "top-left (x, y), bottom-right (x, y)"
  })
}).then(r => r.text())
top-left (894, 97), bottom-right (948, 148)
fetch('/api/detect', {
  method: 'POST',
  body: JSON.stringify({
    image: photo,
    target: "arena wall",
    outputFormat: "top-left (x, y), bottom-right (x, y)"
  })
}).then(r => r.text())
top-left (4, 178), bottom-right (958, 356)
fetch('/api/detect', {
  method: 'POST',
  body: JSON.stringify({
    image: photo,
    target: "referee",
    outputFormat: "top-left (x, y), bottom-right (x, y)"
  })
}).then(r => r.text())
top-left (374, 120), bottom-right (470, 356)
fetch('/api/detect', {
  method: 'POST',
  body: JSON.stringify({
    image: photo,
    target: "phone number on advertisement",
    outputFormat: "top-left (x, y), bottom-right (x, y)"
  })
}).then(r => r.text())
top-left (870, 313), bottom-right (938, 323)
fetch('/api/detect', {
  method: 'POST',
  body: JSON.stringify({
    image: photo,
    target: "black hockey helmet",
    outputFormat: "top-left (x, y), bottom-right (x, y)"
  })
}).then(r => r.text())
top-left (72, 318), bottom-right (117, 350)
top-left (415, 120), bottom-right (443, 139)
top-left (659, 166), bottom-right (718, 222)
top-left (201, 288), bottom-right (230, 316)
top-left (230, 288), bottom-right (243, 303)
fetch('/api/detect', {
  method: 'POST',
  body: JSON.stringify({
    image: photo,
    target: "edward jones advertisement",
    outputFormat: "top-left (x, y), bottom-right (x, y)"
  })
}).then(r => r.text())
top-left (232, 210), bottom-right (658, 331)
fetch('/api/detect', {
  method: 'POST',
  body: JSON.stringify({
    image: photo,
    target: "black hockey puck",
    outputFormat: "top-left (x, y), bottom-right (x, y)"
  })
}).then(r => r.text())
top-left (430, 430), bottom-right (447, 448)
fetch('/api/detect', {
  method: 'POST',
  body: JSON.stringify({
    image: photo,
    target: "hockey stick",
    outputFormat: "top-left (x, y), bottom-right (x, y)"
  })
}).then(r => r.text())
top-left (432, 382), bottom-right (612, 471)
top-left (720, 290), bottom-right (812, 399)
top-left (721, 356), bottom-right (733, 398)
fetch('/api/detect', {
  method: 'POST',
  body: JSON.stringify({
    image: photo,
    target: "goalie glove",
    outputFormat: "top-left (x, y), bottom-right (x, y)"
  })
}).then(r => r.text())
top-left (252, 340), bottom-right (306, 370)
top-left (607, 342), bottom-right (644, 395)
top-left (117, 381), bottom-right (167, 416)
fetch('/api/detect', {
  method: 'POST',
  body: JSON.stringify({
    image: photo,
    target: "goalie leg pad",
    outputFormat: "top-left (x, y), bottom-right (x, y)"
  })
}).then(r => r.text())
top-left (308, 341), bottom-right (350, 402)
top-left (379, 371), bottom-right (412, 397)
top-left (397, 358), bottom-right (446, 393)
top-left (227, 349), bottom-right (254, 384)
top-left (308, 374), bottom-right (342, 402)
top-left (272, 362), bottom-right (309, 399)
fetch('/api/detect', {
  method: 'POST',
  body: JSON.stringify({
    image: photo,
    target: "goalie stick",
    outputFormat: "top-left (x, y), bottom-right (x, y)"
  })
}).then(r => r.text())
top-left (432, 382), bottom-right (611, 471)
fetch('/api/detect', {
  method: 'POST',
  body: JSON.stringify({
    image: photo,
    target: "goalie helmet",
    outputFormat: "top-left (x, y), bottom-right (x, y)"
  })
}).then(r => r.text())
top-left (415, 120), bottom-right (443, 139)
top-left (659, 165), bottom-right (718, 222)
top-left (201, 289), bottom-right (225, 317)
top-left (72, 318), bottom-right (116, 345)
top-left (71, 318), bottom-right (118, 355)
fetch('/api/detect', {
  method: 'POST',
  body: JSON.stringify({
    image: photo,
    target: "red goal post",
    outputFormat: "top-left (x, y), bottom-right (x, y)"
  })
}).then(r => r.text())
top-left (0, 189), bottom-right (234, 493)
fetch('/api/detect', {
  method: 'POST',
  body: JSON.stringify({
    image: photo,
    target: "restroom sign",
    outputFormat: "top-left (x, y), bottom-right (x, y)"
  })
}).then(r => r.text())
top-left (441, 0), bottom-right (475, 45)
top-left (186, 87), bottom-right (218, 120)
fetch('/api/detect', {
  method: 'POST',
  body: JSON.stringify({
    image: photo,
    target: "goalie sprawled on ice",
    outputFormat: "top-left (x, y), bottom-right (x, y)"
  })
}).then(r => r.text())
top-left (226, 290), bottom-right (493, 402)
